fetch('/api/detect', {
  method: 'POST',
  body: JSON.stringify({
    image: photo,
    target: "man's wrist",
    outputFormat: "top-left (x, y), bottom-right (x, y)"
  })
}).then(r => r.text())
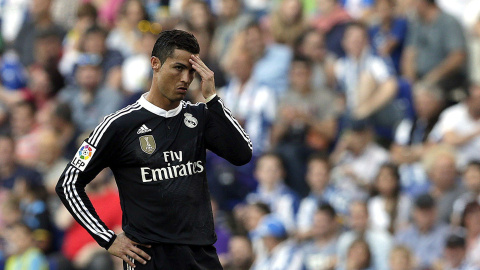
top-left (105, 234), bottom-right (117, 250)
top-left (204, 93), bottom-right (217, 103)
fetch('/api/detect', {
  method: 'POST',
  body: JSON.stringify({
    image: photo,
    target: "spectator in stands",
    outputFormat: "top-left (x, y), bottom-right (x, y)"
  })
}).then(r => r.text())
top-left (106, 0), bottom-right (147, 58)
top-left (369, 0), bottom-right (408, 74)
top-left (47, 102), bottom-right (81, 160)
top-left (0, 134), bottom-right (42, 190)
top-left (78, 25), bottom-right (124, 86)
top-left (13, 0), bottom-right (66, 67)
top-left (423, 145), bottom-right (465, 223)
top-left (35, 129), bottom-right (69, 197)
top-left (333, 22), bottom-right (401, 130)
top-left (240, 22), bottom-right (292, 96)
top-left (55, 169), bottom-right (121, 270)
top-left (301, 203), bottom-right (339, 270)
top-left (58, 53), bottom-right (124, 132)
top-left (341, 238), bottom-right (374, 270)
top-left (246, 153), bottom-right (299, 232)
top-left (461, 202), bottom-right (480, 267)
top-left (395, 193), bottom-right (450, 269)
top-left (13, 176), bottom-right (52, 253)
top-left (311, 0), bottom-right (351, 57)
top-left (294, 28), bottom-right (336, 90)
top-left (273, 55), bottom-right (337, 195)
top-left (389, 245), bottom-right (415, 270)
top-left (11, 101), bottom-right (43, 167)
top-left (235, 202), bottom-right (271, 261)
top-left (222, 235), bottom-right (254, 270)
top-left (59, 3), bottom-right (98, 78)
top-left (439, 234), bottom-right (476, 270)
top-left (4, 222), bottom-right (49, 270)
top-left (452, 161), bottom-right (480, 226)
top-left (330, 121), bottom-right (389, 200)
top-left (297, 155), bottom-right (349, 237)
top-left (391, 83), bottom-right (445, 197)
top-left (430, 83), bottom-right (480, 169)
top-left (368, 163), bottom-right (411, 234)
top-left (220, 47), bottom-right (276, 157)
top-left (211, 0), bottom-right (253, 63)
top-left (121, 31), bottom-right (156, 97)
top-left (337, 201), bottom-right (393, 270)
top-left (262, 0), bottom-right (306, 46)
top-left (402, 0), bottom-right (466, 94)
top-left (251, 215), bottom-right (303, 270)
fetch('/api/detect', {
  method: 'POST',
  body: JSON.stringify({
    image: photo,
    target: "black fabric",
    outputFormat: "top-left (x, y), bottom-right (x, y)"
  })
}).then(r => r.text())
top-left (122, 242), bottom-right (222, 270)
top-left (56, 96), bottom-right (252, 248)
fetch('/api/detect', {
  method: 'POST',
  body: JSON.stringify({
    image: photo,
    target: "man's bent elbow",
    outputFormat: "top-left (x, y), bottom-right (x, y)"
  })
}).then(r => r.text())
top-left (231, 147), bottom-right (252, 166)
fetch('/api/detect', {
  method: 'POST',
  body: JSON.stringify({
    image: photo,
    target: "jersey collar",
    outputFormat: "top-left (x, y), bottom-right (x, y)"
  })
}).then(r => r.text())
top-left (138, 93), bottom-right (182, 118)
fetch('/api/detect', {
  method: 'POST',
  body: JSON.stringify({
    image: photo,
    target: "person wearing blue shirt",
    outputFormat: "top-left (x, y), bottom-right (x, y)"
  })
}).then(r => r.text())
top-left (369, 0), bottom-right (408, 74)
top-left (246, 153), bottom-right (300, 233)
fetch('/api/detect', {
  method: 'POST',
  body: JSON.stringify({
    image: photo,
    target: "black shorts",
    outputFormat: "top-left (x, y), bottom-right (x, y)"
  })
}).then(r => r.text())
top-left (123, 242), bottom-right (223, 270)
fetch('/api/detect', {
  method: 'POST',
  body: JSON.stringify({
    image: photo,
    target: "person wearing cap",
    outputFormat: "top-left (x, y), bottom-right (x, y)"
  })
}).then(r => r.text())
top-left (395, 193), bottom-right (450, 269)
top-left (439, 234), bottom-right (480, 270)
top-left (57, 53), bottom-right (124, 133)
top-left (251, 214), bottom-right (303, 270)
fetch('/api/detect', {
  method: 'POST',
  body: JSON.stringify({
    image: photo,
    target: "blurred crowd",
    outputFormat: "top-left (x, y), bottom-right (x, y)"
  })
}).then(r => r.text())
top-left (1, 0), bottom-right (480, 269)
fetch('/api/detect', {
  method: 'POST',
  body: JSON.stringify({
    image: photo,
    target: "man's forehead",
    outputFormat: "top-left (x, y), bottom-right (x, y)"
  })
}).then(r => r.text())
top-left (167, 49), bottom-right (197, 61)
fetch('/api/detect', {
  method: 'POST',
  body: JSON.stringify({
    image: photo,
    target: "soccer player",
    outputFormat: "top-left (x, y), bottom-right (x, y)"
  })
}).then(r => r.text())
top-left (56, 29), bottom-right (252, 269)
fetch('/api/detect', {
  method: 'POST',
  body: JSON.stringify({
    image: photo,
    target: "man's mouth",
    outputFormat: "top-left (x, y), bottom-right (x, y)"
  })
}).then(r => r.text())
top-left (177, 87), bottom-right (188, 93)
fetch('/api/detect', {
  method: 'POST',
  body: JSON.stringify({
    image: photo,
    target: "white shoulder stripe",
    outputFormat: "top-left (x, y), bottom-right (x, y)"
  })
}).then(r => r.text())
top-left (89, 103), bottom-right (141, 146)
top-left (62, 166), bottom-right (113, 241)
top-left (217, 99), bottom-right (253, 150)
top-left (90, 104), bottom-right (143, 147)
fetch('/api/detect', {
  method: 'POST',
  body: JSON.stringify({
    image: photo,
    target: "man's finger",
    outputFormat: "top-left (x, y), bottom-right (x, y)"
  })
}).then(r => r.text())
top-left (131, 245), bottom-right (151, 261)
top-left (127, 250), bottom-right (147, 265)
top-left (192, 55), bottom-right (210, 70)
top-left (122, 254), bottom-right (136, 268)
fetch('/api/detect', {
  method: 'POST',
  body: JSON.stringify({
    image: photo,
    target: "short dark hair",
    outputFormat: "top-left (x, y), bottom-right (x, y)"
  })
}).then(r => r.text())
top-left (415, 193), bottom-right (436, 209)
top-left (292, 54), bottom-right (313, 69)
top-left (85, 25), bottom-right (108, 38)
top-left (445, 234), bottom-right (466, 248)
top-left (77, 2), bottom-right (97, 19)
top-left (151, 30), bottom-right (200, 64)
top-left (317, 202), bottom-right (336, 219)
top-left (250, 202), bottom-right (271, 215)
top-left (307, 152), bottom-right (330, 169)
top-left (466, 160), bottom-right (480, 171)
top-left (461, 201), bottom-right (480, 227)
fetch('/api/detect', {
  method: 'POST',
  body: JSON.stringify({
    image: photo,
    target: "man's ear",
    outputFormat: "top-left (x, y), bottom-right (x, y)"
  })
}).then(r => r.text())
top-left (151, 56), bottom-right (161, 71)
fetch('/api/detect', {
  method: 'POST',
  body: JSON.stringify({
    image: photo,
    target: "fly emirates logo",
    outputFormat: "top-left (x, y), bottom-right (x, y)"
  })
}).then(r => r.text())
top-left (140, 151), bottom-right (204, 182)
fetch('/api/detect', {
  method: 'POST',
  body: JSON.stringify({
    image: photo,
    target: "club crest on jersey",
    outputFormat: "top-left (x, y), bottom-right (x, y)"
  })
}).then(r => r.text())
top-left (184, 113), bottom-right (197, 128)
top-left (139, 135), bottom-right (156, 154)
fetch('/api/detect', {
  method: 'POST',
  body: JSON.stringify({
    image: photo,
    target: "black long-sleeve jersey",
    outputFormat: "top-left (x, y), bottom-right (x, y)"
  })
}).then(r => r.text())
top-left (55, 95), bottom-right (252, 249)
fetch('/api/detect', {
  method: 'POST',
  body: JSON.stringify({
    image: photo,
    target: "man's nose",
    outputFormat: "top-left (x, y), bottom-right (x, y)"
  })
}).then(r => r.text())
top-left (181, 70), bottom-right (194, 84)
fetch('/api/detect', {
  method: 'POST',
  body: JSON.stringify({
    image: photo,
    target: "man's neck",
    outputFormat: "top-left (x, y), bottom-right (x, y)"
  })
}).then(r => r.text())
top-left (423, 7), bottom-right (440, 23)
top-left (145, 90), bottom-right (180, 111)
top-left (314, 231), bottom-right (336, 246)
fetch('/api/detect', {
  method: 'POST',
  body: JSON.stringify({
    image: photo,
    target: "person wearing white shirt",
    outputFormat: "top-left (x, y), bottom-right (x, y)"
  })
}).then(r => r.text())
top-left (368, 163), bottom-right (411, 233)
top-left (429, 84), bottom-right (480, 169)
top-left (330, 121), bottom-right (390, 201)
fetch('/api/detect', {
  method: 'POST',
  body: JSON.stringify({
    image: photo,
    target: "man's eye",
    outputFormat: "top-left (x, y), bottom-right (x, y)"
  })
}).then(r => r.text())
top-left (175, 66), bottom-right (183, 71)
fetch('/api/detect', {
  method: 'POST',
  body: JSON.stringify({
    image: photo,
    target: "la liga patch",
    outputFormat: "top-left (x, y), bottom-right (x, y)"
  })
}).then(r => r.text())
top-left (71, 141), bottom-right (96, 171)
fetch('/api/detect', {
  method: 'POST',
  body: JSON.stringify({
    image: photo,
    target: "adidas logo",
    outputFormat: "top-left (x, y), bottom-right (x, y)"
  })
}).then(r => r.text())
top-left (137, 124), bottom-right (152, 134)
